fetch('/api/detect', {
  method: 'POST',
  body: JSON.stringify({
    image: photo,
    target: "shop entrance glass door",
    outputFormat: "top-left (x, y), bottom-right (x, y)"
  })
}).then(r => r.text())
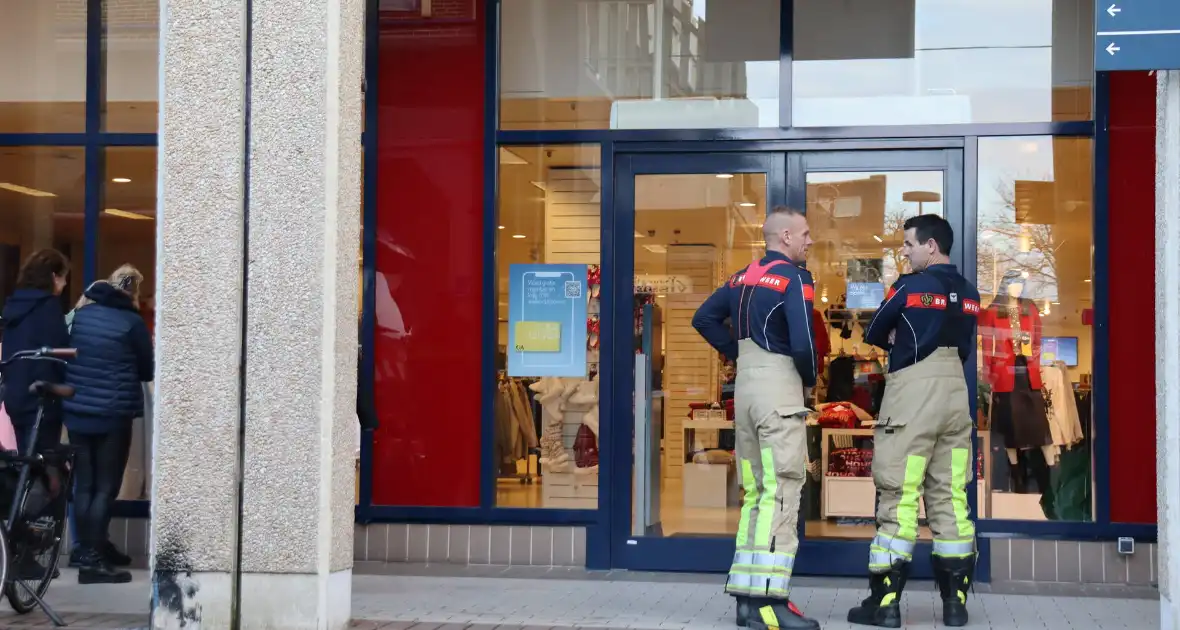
top-left (610, 152), bottom-right (786, 572)
top-left (788, 150), bottom-right (980, 579)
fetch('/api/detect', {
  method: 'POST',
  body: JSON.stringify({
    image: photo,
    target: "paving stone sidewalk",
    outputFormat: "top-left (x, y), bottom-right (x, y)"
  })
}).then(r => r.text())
top-left (0, 567), bottom-right (1161, 629)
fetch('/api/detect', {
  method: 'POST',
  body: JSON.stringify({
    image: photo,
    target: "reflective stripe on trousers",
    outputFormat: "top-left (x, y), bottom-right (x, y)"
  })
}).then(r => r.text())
top-left (725, 340), bottom-right (808, 599)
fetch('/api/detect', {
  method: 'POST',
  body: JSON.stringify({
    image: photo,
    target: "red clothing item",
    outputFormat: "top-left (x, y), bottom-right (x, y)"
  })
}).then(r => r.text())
top-left (979, 300), bottom-right (1043, 393)
top-left (811, 308), bottom-right (830, 374)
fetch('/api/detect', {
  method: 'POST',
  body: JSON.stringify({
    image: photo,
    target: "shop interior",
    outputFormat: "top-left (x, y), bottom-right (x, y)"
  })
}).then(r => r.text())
top-left (0, 145), bottom-right (158, 502)
top-left (494, 139), bottom-right (1094, 537)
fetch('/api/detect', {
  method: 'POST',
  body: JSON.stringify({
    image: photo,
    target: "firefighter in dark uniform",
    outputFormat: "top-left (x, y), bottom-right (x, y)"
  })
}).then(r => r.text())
top-left (692, 206), bottom-right (821, 630)
top-left (848, 214), bottom-right (980, 628)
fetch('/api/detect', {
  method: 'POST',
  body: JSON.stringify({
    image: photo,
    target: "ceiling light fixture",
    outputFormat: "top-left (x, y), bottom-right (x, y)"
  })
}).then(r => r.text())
top-left (1084, 278), bottom-right (1092, 283)
top-left (498, 225), bottom-right (505, 230)
top-left (716, 174), bottom-right (734, 179)
top-left (112, 177), bottom-right (131, 183)
top-left (738, 202), bottom-right (756, 207)
top-left (512, 234), bottom-right (527, 239)
top-left (872, 234), bottom-right (883, 243)
top-left (0, 183), bottom-right (55, 197)
top-left (104, 208), bottom-right (152, 220)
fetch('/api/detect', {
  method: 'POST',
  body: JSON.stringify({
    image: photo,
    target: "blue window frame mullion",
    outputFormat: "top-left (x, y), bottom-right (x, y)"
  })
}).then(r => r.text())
top-left (357, 0), bottom-right (380, 522)
top-left (1092, 70), bottom-right (1112, 527)
top-left (86, 0), bottom-right (103, 136)
top-left (779, 0), bottom-right (793, 128)
top-left (82, 0), bottom-right (104, 285)
top-left (479, 0), bottom-right (501, 514)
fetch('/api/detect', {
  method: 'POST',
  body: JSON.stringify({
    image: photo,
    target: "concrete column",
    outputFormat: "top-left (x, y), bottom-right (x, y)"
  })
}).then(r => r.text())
top-left (152, 0), bottom-right (363, 627)
top-left (1157, 69), bottom-right (1180, 630)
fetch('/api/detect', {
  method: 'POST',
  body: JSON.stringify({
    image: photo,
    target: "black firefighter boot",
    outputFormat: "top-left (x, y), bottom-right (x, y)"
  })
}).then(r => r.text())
top-left (933, 555), bottom-right (975, 627)
top-left (735, 595), bottom-right (750, 627)
top-left (743, 597), bottom-right (820, 630)
top-left (847, 561), bottom-right (908, 628)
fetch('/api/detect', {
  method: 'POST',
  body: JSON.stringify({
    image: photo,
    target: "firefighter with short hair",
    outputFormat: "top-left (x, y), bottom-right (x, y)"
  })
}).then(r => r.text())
top-left (692, 206), bottom-right (820, 630)
top-left (848, 214), bottom-right (980, 628)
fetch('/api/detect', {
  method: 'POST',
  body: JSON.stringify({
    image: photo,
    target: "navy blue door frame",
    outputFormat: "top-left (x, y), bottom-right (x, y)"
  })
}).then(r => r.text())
top-left (605, 146), bottom-right (991, 581)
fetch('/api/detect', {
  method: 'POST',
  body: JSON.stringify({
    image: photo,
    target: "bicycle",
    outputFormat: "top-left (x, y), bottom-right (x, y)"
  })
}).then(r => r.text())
top-left (0, 346), bottom-right (78, 627)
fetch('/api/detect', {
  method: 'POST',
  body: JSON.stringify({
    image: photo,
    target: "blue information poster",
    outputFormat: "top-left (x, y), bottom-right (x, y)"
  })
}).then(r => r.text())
top-left (507, 264), bottom-right (588, 378)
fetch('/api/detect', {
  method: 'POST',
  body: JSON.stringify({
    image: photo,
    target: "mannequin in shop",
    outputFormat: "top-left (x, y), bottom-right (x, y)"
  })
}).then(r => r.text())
top-left (980, 272), bottom-right (1053, 495)
top-left (530, 377), bottom-right (573, 473)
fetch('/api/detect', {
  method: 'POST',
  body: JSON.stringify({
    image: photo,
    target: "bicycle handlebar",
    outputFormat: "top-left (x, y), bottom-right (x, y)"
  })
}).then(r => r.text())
top-left (0, 347), bottom-right (76, 368)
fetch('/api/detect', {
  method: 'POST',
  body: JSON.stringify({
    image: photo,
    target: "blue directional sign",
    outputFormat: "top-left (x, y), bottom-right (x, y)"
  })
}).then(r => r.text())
top-left (1096, 1), bottom-right (1180, 71)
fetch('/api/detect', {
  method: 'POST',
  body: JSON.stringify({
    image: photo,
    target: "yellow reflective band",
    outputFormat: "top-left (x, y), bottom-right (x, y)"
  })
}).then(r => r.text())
top-left (950, 448), bottom-right (976, 538)
top-left (880, 593), bottom-right (897, 606)
top-left (957, 591), bottom-right (966, 604)
top-left (896, 455), bottom-right (928, 541)
top-left (755, 447), bottom-right (777, 548)
top-left (736, 458), bottom-right (757, 546)
top-left (759, 606), bottom-right (778, 628)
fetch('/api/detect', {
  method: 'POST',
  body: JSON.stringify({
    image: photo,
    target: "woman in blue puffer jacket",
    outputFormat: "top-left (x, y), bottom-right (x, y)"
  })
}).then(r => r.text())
top-left (63, 265), bottom-right (153, 585)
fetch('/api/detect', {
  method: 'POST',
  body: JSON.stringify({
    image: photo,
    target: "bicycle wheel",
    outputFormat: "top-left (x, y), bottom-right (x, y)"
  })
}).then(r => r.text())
top-left (5, 483), bottom-right (64, 613)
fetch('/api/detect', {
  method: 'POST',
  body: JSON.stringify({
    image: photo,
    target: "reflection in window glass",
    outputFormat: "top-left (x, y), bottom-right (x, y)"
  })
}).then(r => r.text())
top-left (976, 137), bottom-right (1093, 522)
top-left (0, 147), bottom-right (86, 305)
top-left (99, 147), bottom-right (157, 500)
top-left (0, 0), bottom-right (86, 132)
top-left (494, 144), bottom-right (601, 508)
top-left (500, 0), bottom-right (780, 130)
top-left (792, 0), bottom-right (1094, 126)
top-left (104, 0), bottom-right (160, 132)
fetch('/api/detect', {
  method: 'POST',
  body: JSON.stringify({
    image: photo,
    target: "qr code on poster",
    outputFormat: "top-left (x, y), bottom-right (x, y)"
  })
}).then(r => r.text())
top-left (564, 280), bottom-right (582, 299)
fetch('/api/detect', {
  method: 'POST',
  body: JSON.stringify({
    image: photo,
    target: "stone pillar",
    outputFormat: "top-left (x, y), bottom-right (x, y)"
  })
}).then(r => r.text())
top-left (152, 0), bottom-right (363, 626)
top-left (1157, 69), bottom-right (1180, 630)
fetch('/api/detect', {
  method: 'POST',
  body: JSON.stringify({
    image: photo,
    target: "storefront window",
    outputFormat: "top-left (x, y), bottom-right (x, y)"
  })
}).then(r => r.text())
top-left (500, 0), bottom-right (781, 130)
top-left (104, 0), bottom-right (160, 132)
top-left (792, 0), bottom-right (1094, 126)
top-left (494, 144), bottom-right (601, 509)
top-left (0, 0), bottom-right (86, 133)
top-left (0, 146), bottom-right (86, 305)
top-left (98, 146), bottom-right (156, 501)
top-left (976, 136), bottom-right (1093, 522)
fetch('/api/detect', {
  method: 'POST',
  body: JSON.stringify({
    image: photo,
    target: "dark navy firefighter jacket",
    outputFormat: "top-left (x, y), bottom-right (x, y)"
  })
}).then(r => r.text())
top-left (691, 251), bottom-right (818, 388)
top-left (63, 282), bottom-right (154, 434)
top-left (863, 263), bottom-right (981, 372)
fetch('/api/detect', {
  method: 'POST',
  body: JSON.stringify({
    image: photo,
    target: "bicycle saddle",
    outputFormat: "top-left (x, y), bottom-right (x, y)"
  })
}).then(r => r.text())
top-left (29, 381), bottom-right (74, 400)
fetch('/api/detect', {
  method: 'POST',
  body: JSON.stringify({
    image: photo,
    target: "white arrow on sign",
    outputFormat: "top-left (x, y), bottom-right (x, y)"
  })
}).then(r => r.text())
top-left (1106, 41), bottom-right (1121, 55)
top-left (1107, 3), bottom-right (1121, 17)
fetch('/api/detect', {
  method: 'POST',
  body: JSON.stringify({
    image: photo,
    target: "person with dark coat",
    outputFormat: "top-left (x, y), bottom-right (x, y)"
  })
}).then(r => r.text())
top-left (0, 249), bottom-right (71, 455)
top-left (63, 266), bottom-right (153, 585)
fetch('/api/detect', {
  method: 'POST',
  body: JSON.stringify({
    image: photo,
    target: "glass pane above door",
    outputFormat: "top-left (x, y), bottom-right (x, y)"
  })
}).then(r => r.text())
top-left (632, 171), bottom-right (768, 539)
top-left (803, 169), bottom-right (946, 542)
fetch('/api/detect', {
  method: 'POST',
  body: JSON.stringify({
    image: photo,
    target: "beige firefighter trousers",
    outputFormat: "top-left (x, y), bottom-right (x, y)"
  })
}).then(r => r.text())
top-left (870, 347), bottom-right (977, 573)
top-left (725, 339), bottom-right (810, 600)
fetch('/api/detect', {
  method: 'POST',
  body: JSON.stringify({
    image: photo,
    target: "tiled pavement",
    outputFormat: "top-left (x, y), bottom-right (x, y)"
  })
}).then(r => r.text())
top-left (0, 565), bottom-right (1161, 629)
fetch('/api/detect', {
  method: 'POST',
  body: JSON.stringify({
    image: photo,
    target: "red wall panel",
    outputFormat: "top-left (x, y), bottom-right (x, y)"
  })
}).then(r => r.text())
top-left (1106, 70), bottom-right (1157, 523)
top-left (372, 1), bottom-right (485, 507)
